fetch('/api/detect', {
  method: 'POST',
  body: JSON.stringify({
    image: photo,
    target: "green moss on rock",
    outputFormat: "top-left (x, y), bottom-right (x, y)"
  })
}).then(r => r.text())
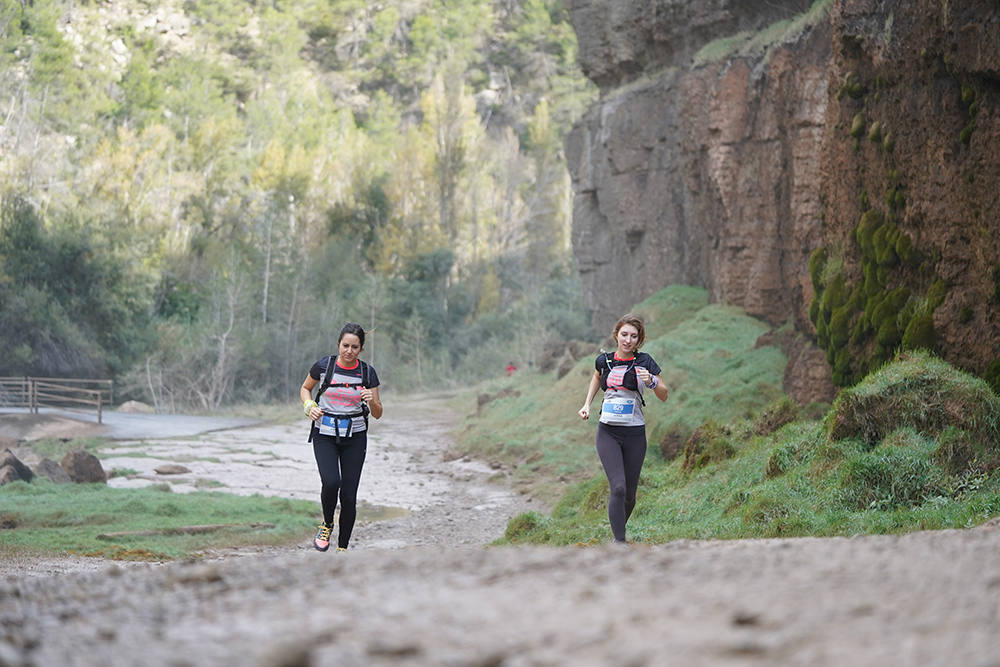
top-left (850, 112), bottom-right (866, 138)
top-left (901, 313), bottom-right (937, 351)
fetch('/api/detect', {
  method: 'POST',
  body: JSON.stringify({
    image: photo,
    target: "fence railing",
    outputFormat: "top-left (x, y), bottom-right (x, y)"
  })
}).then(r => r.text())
top-left (0, 377), bottom-right (114, 424)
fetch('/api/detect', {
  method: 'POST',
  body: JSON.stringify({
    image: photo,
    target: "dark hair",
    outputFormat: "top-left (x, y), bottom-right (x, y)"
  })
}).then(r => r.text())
top-left (612, 313), bottom-right (646, 349)
top-left (338, 322), bottom-right (366, 348)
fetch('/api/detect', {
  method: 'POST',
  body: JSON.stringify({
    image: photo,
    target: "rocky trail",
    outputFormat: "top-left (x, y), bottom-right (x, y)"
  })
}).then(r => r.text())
top-left (2, 396), bottom-right (1000, 666)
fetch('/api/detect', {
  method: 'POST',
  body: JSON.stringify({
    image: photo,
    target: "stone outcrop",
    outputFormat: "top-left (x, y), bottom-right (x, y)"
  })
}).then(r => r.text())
top-left (565, 0), bottom-right (1000, 403)
top-left (566, 0), bottom-right (834, 403)
top-left (34, 458), bottom-right (72, 484)
top-left (818, 1), bottom-right (1000, 379)
top-left (0, 449), bottom-right (34, 485)
top-left (60, 449), bottom-right (107, 484)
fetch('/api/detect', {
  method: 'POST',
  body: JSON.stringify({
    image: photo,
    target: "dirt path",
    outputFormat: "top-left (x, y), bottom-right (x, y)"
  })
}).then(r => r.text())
top-left (3, 397), bottom-right (1000, 665)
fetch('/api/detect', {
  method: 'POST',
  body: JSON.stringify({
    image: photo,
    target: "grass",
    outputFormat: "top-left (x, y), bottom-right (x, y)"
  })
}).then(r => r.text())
top-left (458, 288), bottom-right (1000, 546)
top-left (0, 480), bottom-right (318, 560)
top-left (693, 0), bottom-right (834, 67)
top-left (0, 402), bottom-right (316, 562)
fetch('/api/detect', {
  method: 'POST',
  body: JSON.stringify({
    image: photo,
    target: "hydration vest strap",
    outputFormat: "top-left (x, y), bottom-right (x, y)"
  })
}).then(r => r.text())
top-left (602, 351), bottom-right (646, 407)
top-left (307, 356), bottom-right (371, 442)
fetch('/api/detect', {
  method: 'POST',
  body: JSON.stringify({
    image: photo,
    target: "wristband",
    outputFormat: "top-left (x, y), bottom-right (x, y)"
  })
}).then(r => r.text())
top-left (646, 376), bottom-right (658, 389)
top-left (303, 399), bottom-right (318, 416)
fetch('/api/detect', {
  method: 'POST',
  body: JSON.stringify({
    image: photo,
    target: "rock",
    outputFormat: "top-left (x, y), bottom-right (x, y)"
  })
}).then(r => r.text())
top-left (61, 449), bottom-right (107, 484)
top-left (154, 464), bottom-right (191, 475)
top-left (117, 400), bottom-right (154, 414)
top-left (34, 457), bottom-right (72, 483)
top-left (566, 0), bottom-right (1000, 399)
top-left (0, 448), bottom-right (34, 484)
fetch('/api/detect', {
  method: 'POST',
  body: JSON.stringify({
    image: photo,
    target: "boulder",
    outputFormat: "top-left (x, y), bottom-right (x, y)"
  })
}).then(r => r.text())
top-left (117, 400), bottom-right (155, 414)
top-left (61, 449), bottom-right (107, 484)
top-left (34, 457), bottom-right (72, 483)
top-left (155, 464), bottom-right (191, 475)
top-left (0, 448), bottom-right (34, 484)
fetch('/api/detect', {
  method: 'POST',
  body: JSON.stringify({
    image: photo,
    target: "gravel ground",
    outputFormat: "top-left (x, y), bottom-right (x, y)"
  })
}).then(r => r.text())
top-left (2, 397), bottom-right (1000, 666)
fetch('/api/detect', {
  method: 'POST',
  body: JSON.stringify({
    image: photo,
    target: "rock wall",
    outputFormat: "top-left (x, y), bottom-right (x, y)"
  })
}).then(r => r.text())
top-left (565, 0), bottom-right (834, 403)
top-left (565, 0), bottom-right (1000, 403)
top-left (820, 0), bottom-right (1000, 380)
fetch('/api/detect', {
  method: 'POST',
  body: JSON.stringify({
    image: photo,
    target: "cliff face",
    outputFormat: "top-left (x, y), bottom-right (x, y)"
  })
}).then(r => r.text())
top-left (819, 0), bottom-right (1000, 383)
top-left (565, 0), bottom-right (1000, 403)
top-left (565, 0), bottom-right (833, 403)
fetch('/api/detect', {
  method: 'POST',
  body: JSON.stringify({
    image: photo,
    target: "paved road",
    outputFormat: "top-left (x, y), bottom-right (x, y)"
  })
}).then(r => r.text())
top-left (0, 407), bottom-right (257, 440)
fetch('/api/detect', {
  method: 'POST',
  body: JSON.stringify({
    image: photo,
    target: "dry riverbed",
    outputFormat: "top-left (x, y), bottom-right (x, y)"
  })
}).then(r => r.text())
top-left (2, 397), bottom-right (1000, 665)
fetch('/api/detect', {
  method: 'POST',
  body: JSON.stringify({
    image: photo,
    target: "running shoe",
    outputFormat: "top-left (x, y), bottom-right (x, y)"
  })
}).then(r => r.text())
top-left (313, 523), bottom-right (332, 551)
top-left (336, 547), bottom-right (348, 553)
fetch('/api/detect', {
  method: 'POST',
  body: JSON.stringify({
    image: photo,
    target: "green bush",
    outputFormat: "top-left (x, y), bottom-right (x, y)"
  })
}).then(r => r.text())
top-left (682, 420), bottom-right (737, 471)
top-left (826, 351), bottom-right (1000, 468)
top-left (504, 511), bottom-right (550, 543)
top-left (754, 397), bottom-right (800, 437)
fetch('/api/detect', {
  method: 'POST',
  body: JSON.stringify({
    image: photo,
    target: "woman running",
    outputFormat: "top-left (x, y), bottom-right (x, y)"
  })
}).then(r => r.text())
top-left (300, 323), bottom-right (383, 551)
top-left (578, 314), bottom-right (668, 545)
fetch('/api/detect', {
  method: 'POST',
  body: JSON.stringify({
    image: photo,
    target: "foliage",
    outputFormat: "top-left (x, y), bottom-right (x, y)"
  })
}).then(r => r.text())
top-left (0, 0), bottom-right (598, 405)
top-left (485, 348), bottom-right (1000, 545)
top-left (0, 195), bottom-right (154, 376)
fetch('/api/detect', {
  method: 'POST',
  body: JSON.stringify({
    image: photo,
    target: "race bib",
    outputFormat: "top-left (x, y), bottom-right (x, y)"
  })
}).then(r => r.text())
top-left (601, 396), bottom-right (635, 423)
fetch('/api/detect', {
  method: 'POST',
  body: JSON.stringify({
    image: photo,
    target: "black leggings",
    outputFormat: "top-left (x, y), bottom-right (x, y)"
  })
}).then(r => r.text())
top-left (595, 422), bottom-right (647, 542)
top-left (312, 430), bottom-right (367, 548)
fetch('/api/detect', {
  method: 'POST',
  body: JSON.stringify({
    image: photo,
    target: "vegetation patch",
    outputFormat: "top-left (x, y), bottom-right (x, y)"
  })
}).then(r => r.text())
top-left (488, 349), bottom-right (1000, 546)
top-left (0, 481), bottom-right (318, 560)
top-left (825, 351), bottom-right (1000, 470)
top-left (692, 0), bottom-right (833, 66)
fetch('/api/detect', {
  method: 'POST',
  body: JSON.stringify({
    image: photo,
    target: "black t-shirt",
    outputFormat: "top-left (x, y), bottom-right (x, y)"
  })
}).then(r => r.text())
top-left (308, 355), bottom-right (381, 388)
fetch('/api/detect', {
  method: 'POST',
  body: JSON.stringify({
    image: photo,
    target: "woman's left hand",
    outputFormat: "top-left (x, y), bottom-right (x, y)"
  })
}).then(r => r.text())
top-left (636, 366), bottom-right (652, 386)
top-left (360, 388), bottom-right (375, 402)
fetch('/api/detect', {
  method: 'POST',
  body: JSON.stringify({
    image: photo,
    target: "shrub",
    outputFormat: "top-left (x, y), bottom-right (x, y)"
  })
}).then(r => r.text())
top-left (682, 420), bottom-right (736, 471)
top-left (901, 313), bottom-right (936, 351)
top-left (826, 352), bottom-right (1000, 472)
top-left (754, 396), bottom-right (799, 436)
top-left (658, 424), bottom-right (688, 460)
top-left (504, 511), bottom-right (549, 543)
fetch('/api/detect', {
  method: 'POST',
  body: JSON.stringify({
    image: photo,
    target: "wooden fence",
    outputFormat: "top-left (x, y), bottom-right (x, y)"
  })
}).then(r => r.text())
top-left (0, 377), bottom-right (114, 424)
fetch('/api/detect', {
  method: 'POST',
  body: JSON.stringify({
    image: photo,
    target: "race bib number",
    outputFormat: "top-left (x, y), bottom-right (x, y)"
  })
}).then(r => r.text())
top-left (601, 396), bottom-right (635, 423)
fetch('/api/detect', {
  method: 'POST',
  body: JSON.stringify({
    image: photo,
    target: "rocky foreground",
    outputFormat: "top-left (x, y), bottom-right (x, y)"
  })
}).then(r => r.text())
top-left (3, 397), bottom-right (1000, 666)
top-left (3, 523), bottom-right (999, 666)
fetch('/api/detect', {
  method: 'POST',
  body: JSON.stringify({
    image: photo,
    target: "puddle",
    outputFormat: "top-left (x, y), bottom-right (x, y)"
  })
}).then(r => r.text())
top-left (357, 501), bottom-right (410, 521)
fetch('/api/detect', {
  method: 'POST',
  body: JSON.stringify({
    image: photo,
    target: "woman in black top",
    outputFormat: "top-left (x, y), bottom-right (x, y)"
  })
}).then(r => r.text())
top-left (300, 323), bottom-right (383, 551)
top-left (579, 314), bottom-right (668, 545)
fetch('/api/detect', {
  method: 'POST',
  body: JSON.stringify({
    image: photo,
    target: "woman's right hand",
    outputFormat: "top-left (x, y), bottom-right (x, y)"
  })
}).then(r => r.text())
top-left (578, 405), bottom-right (590, 420)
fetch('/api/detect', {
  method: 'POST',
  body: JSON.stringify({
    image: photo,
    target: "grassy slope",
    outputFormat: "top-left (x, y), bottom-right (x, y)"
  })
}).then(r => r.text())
top-left (457, 286), bottom-right (1000, 545)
